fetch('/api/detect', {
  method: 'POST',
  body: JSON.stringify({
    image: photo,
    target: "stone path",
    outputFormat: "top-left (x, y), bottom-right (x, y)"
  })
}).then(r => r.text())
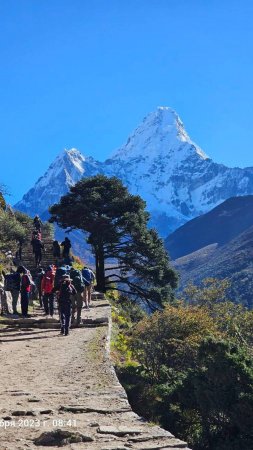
top-left (0, 297), bottom-right (190, 450)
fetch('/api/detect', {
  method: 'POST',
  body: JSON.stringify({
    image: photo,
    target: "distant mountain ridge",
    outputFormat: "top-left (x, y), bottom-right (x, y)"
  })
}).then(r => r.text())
top-left (168, 196), bottom-right (253, 308)
top-left (15, 107), bottom-right (253, 238)
top-left (165, 195), bottom-right (253, 259)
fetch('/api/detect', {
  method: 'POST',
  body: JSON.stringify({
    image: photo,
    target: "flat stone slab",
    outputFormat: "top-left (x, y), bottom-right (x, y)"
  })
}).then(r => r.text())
top-left (83, 317), bottom-right (109, 324)
top-left (98, 425), bottom-right (143, 436)
top-left (59, 405), bottom-right (131, 414)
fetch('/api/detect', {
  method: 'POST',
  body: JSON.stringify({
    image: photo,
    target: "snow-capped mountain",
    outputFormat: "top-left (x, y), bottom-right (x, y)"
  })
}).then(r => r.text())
top-left (15, 107), bottom-right (253, 237)
top-left (15, 148), bottom-right (103, 219)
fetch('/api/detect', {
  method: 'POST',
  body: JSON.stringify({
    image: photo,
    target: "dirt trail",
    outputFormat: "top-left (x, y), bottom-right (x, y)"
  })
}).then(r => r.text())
top-left (0, 299), bottom-right (190, 450)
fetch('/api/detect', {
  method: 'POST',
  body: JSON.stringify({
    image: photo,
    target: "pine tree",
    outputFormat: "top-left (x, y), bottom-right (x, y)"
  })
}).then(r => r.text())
top-left (49, 175), bottom-right (177, 307)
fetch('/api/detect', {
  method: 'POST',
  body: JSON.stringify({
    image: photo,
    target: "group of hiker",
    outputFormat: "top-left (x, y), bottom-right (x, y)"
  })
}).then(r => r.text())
top-left (30, 215), bottom-right (72, 268)
top-left (0, 263), bottom-right (95, 336)
top-left (0, 215), bottom-right (96, 336)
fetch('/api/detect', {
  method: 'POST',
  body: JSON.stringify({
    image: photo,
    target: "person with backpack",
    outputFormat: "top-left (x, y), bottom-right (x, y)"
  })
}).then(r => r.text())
top-left (61, 237), bottom-right (71, 258)
top-left (52, 240), bottom-right (61, 262)
top-left (31, 235), bottom-right (44, 268)
top-left (0, 270), bottom-right (9, 315)
top-left (20, 267), bottom-right (32, 317)
top-left (69, 267), bottom-right (85, 325)
top-left (41, 266), bottom-right (55, 317)
top-left (34, 268), bottom-right (45, 307)
top-left (4, 266), bottom-right (23, 315)
top-left (33, 215), bottom-right (42, 233)
top-left (57, 274), bottom-right (77, 336)
top-left (82, 266), bottom-right (95, 310)
top-left (54, 264), bottom-right (71, 290)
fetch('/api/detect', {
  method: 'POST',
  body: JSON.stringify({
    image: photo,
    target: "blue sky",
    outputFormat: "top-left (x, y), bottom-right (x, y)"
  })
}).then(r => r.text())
top-left (1, 0), bottom-right (253, 203)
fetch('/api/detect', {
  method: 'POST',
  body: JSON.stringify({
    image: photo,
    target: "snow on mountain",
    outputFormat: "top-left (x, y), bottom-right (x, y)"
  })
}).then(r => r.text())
top-left (15, 148), bottom-right (103, 219)
top-left (15, 107), bottom-right (253, 238)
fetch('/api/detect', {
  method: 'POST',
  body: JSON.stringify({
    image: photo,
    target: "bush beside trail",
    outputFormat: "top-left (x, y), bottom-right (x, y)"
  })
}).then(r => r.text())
top-left (112, 279), bottom-right (253, 450)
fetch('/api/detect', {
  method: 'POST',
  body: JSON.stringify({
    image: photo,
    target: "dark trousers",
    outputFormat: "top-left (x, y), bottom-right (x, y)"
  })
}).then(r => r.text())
top-left (35, 251), bottom-right (42, 266)
top-left (43, 293), bottom-right (54, 315)
top-left (21, 291), bottom-right (29, 316)
top-left (59, 303), bottom-right (71, 335)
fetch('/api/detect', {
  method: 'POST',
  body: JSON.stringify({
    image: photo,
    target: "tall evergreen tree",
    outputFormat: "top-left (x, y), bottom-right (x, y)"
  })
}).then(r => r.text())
top-left (49, 175), bottom-right (177, 306)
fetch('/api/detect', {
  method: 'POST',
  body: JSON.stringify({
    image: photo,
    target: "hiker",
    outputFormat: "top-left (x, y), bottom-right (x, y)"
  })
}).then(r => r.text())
top-left (70, 267), bottom-right (85, 325)
top-left (33, 215), bottom-right (42, 233)
top-left (41, 266), bottom-right (55, 317)
top-left (52, 240), bottom-right (61, 261)
top-left (34, 268), bottom-right (45, 307)
top-left (60, 237), bottom-right (71, 258)
top-left (32, 229), bottom-right (42, 241)
top-left (20, 267), bottom-right (32, 317)
top-left (16, 239), bottom-right (23, 261)
top-left (54, 264), bottom-right (71, 290)
top-left (82, 266), bottom-right (95, 310)
top-left (0, 270), bottom-right (9, 315)
top-left (4, 266), bottom-right (23, 314)
top-left (31, 236), bottom-right (44, 268)
top-left (57, 275), bottom-right (77, 336)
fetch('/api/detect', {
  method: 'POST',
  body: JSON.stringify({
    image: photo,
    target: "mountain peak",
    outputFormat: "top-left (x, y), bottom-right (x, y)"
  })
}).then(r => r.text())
top-left (111, 106), bottom-right (208, 161)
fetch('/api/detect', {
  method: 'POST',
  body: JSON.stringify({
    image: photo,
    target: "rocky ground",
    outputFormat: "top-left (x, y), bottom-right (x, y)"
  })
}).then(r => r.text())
top-left (0, 296), bottom-right (190, 450)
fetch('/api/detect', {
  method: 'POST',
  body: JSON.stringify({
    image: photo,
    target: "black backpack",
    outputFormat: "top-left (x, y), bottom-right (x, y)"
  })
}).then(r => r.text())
top-left (4, 273), bottom-right (20, 291)
top-left (54, 266), bottom-right (70, 289)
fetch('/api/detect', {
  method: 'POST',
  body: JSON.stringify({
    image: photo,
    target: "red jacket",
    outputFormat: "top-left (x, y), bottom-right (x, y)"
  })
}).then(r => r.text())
top-left (41, 271), bottom-right (55, 294)
top-left (21, 274), bottom-right (31, 293)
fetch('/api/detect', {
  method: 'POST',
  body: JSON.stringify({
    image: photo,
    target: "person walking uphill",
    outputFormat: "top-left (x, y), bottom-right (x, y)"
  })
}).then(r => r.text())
top-left (31, 235), bottom-right (44, 268)
top-left (52, 240), bottom-right (61, 263)
top-left (57, 275), bottom-right (76, 336)
top-left (61, 237), bottom-right (71, 258)
top-left (33, 215), bottom-right (42, 233)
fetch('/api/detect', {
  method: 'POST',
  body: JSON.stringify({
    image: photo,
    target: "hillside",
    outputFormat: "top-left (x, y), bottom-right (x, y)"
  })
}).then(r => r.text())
top-left (169, 197), bottom-right (253, 307)
top-left (166, 195), bottom-right (253, 259)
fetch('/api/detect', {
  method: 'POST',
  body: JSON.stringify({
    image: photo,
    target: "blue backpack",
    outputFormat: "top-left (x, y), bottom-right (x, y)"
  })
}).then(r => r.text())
top-left (82, 268), bottom-right (95, 286)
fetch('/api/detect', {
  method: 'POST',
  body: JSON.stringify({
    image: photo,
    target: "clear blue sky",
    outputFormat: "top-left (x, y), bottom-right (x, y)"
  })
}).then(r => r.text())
top-left (1, 0), bottom-right (253, 203)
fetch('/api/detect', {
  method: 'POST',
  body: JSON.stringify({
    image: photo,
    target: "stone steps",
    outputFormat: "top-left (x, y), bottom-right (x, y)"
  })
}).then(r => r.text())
top-left (17, 222), bottom-right (56, 270)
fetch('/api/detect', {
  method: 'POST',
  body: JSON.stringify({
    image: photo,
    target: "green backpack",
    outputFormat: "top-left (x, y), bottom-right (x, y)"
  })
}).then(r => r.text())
top-left (70, 269), bottom-right (84, 293)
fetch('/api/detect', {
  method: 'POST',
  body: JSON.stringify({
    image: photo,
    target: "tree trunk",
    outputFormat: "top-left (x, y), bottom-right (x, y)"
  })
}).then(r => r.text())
top-left (94, 244), bottom-right (106, 292)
